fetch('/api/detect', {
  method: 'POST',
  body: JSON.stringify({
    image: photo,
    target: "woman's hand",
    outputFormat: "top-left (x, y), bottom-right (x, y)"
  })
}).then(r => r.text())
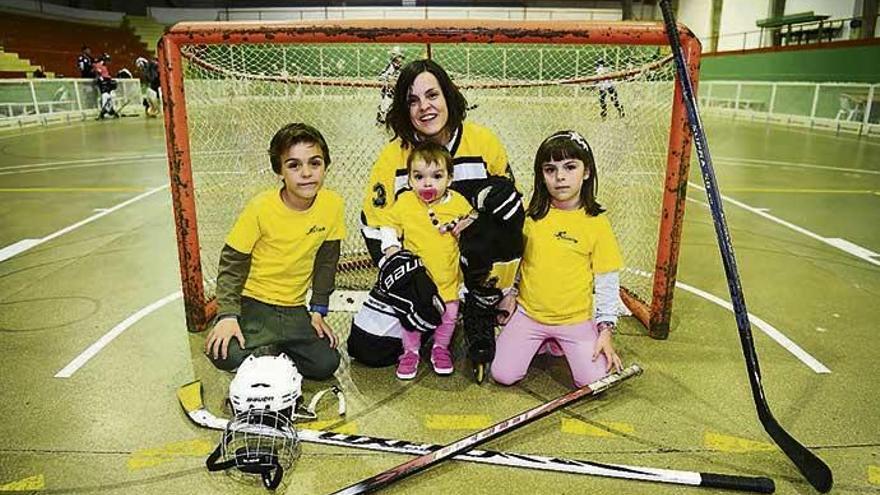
top-left (496, 291), bottom-right (517, 325)
top-left (450, 211), bottom-right (478, 238)
top-left (311, 312), bottom-right (338, 349)
top-left (592, 323), bottom-right (623, 373)
top-left (205, 317), bottom-right (245, 360)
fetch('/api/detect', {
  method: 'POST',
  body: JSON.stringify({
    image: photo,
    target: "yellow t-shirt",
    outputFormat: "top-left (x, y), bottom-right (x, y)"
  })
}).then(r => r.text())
top-left (518, 209), bottom-right (624, 325)
top-left (386, 190), bottom-right (473, 302)
top-left (225, 188), bottom-right (346, 307)
top-left (362, 121), bottom-right (509, 229)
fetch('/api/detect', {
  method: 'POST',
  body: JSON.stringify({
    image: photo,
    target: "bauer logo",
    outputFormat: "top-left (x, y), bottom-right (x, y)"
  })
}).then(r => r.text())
top-left (554, 231), bottom-right (578, 244)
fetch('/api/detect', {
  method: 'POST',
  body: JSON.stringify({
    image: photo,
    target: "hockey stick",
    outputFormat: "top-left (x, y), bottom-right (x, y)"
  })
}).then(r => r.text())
top-left (659, 2), bottom-right (832, 492)
top-left (329, 365), bottom-right (642, 494)
top-left (177, 378), bottom-right (773, 493)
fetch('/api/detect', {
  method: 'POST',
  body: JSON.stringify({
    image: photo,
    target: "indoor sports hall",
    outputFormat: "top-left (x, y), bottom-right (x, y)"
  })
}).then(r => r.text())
top-left (0, 1), bottom-right (877, 494)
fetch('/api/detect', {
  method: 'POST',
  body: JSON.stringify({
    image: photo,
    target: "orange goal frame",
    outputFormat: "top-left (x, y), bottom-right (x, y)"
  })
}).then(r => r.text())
top-left (158, 19), bottom-right (701, 339)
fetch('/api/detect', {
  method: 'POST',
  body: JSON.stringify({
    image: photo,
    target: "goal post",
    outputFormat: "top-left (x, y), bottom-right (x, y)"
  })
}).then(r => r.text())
top-left (158, 19), bottom-right (701, 339)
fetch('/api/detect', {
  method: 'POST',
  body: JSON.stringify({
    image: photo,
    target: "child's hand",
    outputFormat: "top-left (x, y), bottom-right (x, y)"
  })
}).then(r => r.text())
top-left (497, 291), bottom-right (517, 324)
top-left (205, 317), bottom-right (245, 360)
top-left (310, 312), bottom-right (338, 348)
top-left (592, 325), bottom-right (623, 373)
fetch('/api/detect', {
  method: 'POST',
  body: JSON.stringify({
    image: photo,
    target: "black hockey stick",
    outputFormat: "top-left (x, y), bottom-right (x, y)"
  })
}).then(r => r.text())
top-left (179, 379), bottom-right (773, 492)
top-left (659, 2), bottom-right (832, 492)
top-left (329, 365), bottom-right (642, 494)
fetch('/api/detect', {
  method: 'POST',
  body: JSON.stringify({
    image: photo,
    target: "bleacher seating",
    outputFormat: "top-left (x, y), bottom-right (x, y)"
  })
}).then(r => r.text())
top-left (0, 12), bottom-right (150, 78)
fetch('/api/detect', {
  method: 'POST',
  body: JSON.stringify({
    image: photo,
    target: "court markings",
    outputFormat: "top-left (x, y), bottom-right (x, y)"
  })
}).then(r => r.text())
top-left (0, 187), bottom-right (153, 193)
top-left (0, 184), bottom-right (167, 263)
top-left (0, 154), bottom-right (165, 176)
top-left (714, 156), bottom-right (880, 176)
top-left (54, 291), bottom-right (182, 378)
top-left (688, 181), bottom-right (880, 267)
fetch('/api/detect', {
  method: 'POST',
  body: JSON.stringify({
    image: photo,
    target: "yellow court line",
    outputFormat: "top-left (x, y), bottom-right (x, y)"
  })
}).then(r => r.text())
top-left (127, 438), bottom-right (214, 471)
top-left (723, 188), bottom-right (877, 195)
top-left (704, 431), bottom-right (776, 453)
top-left (0, 474), bottom-right (45, 491)
top-left (0, 187), bottom-right (150, 193)
top-left (425, 414), bottom-right (492, 430)
top-left (869, 465), bottom-right (880, 485)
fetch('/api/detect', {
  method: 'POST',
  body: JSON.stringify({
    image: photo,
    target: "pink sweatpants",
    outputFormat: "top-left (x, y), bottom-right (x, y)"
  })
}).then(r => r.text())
top-left (401, 301), bottom-right (459, 355)
top-left (491, 307), bottom-right (608, 388)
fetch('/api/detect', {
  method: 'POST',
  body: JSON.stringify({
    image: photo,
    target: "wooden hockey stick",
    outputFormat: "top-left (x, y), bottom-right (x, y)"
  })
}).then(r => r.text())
top-left (659, 1), bottom-right (832, 492)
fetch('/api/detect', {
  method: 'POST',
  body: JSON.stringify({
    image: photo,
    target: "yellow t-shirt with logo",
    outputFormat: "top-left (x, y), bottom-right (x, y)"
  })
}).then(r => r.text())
top-left (362, 121), bottom-right (509, 229)
top-left (518, 209), bottom-right (623, 325)
top-left (225, 188), bottom-right (345, 307)
top-left (386, 190), bottom-right (473, 302)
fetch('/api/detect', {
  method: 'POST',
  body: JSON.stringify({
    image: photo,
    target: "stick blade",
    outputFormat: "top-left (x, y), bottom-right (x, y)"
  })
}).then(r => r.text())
top-left (177, 380), bottom-right (205, 413)
top-left (764, 415), bottom-right (832, 492)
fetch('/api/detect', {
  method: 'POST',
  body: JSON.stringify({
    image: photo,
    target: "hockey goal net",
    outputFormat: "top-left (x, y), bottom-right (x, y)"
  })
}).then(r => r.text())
top-left (159, 20), bottom-right (700, 339)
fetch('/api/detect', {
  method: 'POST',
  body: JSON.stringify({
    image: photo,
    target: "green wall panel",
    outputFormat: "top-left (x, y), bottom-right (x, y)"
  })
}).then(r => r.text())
top-left (700, 44), bottom-right (880, 82)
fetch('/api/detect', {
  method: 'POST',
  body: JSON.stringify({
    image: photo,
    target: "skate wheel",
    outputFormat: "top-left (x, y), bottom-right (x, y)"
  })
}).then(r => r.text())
top-left (473, 363), bottom-right (486, 384)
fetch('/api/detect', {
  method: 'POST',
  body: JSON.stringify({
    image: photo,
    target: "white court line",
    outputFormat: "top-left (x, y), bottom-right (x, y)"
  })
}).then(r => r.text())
top-left (628, 268), bottom-right (830, 374)
top-left (714, 156), bottom-right (880, 176)
top-left (674, 280), bottom-right (830, 374)
top-left (0, 184), bottom-right (167, 263)
top-left (688, 182), bottom-right (880, 267)
top-left (0, 157), bottom-right (166, 176)
top-left (0, 153), bottom-right (165, 171)
top-left (55, 291), bottom-right (182, 378)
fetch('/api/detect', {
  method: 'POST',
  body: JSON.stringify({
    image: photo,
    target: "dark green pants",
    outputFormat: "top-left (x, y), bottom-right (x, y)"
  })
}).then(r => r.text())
top-left (210, 297), bottom-right (340, 380)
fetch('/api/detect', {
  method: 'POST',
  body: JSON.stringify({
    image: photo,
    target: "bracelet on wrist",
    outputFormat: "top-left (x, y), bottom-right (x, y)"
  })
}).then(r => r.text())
top-left (597, 321), bottom-right (616, 335)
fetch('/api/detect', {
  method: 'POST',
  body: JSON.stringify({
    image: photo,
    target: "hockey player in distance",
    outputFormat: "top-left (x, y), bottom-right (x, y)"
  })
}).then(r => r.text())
top-left (204, 123), bottom-right (343, 380)
top-left (492, 131), bottom-right (624, 388)
top-left (376, 142), bottom-right (477, 379)
top-left (595, 58), bottom-right (625, 119)
top-left (135, 56), bottom-right (161, 117)
top-left (354, 58), bottom-right (524, 382)
top-left (375, 46), bottom-right (405, 125)
top-left (93, 53), bottom-right (119, 120)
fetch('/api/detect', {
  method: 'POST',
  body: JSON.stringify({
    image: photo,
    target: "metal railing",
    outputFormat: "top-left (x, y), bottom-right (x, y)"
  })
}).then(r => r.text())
top-left (705, 15), bottom-right (879, 53)
top-left (698, 80), bottom-right (879, 136)
top-left (0, 78), bottom-right (142, 129)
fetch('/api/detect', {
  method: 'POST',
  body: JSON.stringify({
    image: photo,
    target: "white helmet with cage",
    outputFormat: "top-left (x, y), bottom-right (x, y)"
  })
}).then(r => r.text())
top-left (229, 353), bottom-right (303, 415)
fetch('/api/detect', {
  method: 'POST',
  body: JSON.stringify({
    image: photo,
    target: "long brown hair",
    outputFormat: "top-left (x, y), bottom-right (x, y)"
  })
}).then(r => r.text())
top-left (526, 130), bottom-right (604, 220)
top-left (385, 59), bottom-right (468, 148)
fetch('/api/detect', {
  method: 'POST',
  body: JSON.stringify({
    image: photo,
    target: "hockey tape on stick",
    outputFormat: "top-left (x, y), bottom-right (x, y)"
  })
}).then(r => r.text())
top-left (659, 1), bottom-right (831, 492)
top-left (177, 378), bottom-right (772, 493)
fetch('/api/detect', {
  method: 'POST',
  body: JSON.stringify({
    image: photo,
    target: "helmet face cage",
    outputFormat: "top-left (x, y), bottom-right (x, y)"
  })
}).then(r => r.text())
top-left (207, 409), bottom-right (301, 491)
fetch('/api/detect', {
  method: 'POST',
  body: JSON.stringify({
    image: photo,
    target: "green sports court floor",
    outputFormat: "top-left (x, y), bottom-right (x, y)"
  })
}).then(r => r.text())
top-left (0, 115), bottom-right (877, 494)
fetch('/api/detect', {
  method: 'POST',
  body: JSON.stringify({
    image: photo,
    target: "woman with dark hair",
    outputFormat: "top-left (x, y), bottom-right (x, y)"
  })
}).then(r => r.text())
top-left (350, 59), bottom-right (522, 380)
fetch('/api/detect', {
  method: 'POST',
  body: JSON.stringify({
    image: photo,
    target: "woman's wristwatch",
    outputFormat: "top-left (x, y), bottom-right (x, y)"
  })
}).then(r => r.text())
top-left (597, 321), bottom-right (616, 335)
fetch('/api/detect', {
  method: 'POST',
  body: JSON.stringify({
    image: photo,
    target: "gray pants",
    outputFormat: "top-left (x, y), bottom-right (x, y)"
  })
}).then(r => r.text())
top-left (209, 297), bottom-right (340, 380)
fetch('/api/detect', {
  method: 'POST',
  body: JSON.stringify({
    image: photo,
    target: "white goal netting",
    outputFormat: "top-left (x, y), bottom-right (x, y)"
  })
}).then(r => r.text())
top-left (163, 22), bottom-right (693, 336)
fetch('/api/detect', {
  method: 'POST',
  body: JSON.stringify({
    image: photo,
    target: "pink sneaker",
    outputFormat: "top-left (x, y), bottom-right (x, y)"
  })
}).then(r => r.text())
top-left (538, 339), bottom-right (564, 357)
top-left (396, 351), bottom-right (419, 380)
top-left (431, 346), bottom-right (454, 375)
